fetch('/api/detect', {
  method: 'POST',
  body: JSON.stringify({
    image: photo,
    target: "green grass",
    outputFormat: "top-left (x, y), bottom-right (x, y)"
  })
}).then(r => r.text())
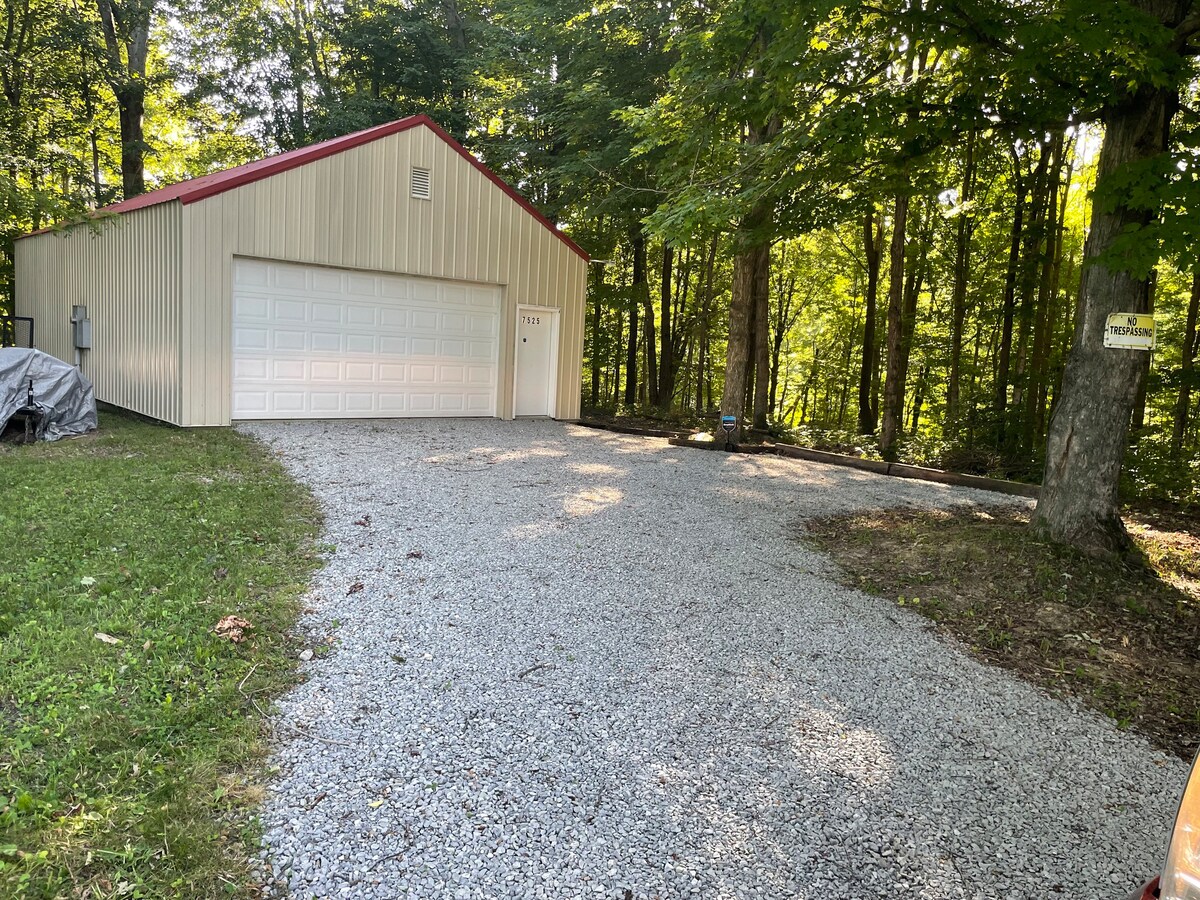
top-left (0, 412), bottom-right (322, 898)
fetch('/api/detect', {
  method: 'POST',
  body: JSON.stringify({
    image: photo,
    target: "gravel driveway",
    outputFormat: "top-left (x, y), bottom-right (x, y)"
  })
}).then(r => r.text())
top-left (245, 419), bottom-right (1185, 900)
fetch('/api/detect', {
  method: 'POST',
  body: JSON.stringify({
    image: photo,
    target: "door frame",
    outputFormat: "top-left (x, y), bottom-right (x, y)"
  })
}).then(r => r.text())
top-left (512, 303), bottom-right (560, 417)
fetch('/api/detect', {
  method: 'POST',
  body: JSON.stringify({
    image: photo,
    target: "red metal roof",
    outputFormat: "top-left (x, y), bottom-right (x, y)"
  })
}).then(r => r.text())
top-left (21, 115), bottom-right (588, 261)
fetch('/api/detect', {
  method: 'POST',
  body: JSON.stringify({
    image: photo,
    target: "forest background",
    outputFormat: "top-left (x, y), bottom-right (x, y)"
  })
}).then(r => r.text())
top-left (5, 0), bottom-right (1200, 553)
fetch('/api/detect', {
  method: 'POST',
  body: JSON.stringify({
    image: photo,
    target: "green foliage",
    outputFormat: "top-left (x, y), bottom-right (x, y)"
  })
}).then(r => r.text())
top-left (0, 413), bottom-right (321, 897)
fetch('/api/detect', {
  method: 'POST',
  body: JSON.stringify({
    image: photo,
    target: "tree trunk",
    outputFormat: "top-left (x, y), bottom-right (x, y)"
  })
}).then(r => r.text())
top-left (1033, 44), bottom-right (1182, 555)
top-left (658, 242), bottom-right (674, 410)
top-left (643, 277), bottom-right (659, 408)
top-left (897, 209), bottom-right (926, 388)
top-left (1012, 144), bottom-right (1053, 425)
top-left (722, 245), bottom-right (757, 438)
top-left (910, 363), bottom-right (930, 433)
top-left (945, 130), bottom-right (976, 440)
top-left (858, 209), bottom-right (883, 434)
top-left (94, 0), bottom-right (153, 198)
top-left (770, 272), bottom-right (796, 417)
top-left (696, 236), bottom-right (718, 413)
top-left (1131, 270), bottom-right (1157, 434)
top-left (752, 244), bottom-right (771, 431)
top-left (590, 266), bottom-right (603, 408)
top-left (879, 193), bottom-right (910, 458)
top-left (995, 152), bottom-right (1025, 448)
top-left (1172, 270), bottom-right (1200, 455)
top-left (624, 233), bottom-right (644, 406)
top-left (614, 308), bottom-right (623, 404)
top-left (114, 78), bottom-right (147, 197)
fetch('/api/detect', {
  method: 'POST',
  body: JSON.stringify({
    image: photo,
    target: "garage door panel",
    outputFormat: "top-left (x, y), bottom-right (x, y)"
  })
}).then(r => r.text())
top-left (273, 392), bottom-right (306, 413)
top-left (379, 336), bottom-right (408, 355)
top-left (310, 360), bottom-right (341, 380)
top-left (465, 393), bottom-right (493, 413)
top-left (236, 260), bottom-right (270, 287)
top-left (273, 360), bottom-right (306, 380)
top-left (273, 299), bottom-right (307, 322)
top-left (411, 310), bottom-right (438, 330)
top-left (311, 269), bottom-right (343, 293)
top-left (235, 359), bottom-right (268, 379)
top-left (311, 333), bottom-right (343, 352)
top-left (310, 393), bottom-right (342, 413)
top-left (439, 365), bottom-right (465, 385)
top-left (346, 305), bottom-right (378, 326)
top-left (345, 362), bottom-right (375, 381)
top-left (274, 267), bottom-right (308, 290)
top-left (235, 328), bottom-right (269, 351)
top-left (380, 278), bottom-right (410, 300)
top-left (380, 308), bottom-right (409, 328)
top-left (412, 281), bottom-right (439, 303)
top-left (345, 334), bottom-right (377, 354)
top-left (311, 302), bottom-right (343, 324)
top-left (232, 259), bottom-right (498, 419)
top-left (273, 330), bottom-right (307, 351)
top-left (234, 391), bottom-right (268, 414)
top-left (236, 296), bottom-right (269, 319)
top-left (468, 287), bottom-right (497, 309)
top-left (469, 315), bottom-right (495, 337)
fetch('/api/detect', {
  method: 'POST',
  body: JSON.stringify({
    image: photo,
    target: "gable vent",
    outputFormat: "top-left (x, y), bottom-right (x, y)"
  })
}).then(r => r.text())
top-left (411, 166), bottom-right (432, 200)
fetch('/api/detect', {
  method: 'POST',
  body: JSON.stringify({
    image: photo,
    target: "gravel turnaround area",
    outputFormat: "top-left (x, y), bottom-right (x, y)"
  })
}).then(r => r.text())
top-left (243, 420), bottom-right (1186, 900)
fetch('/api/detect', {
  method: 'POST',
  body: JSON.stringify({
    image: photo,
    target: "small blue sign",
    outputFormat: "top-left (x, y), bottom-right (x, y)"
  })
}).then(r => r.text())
top-left (721, 415), bottom-right (736, 433)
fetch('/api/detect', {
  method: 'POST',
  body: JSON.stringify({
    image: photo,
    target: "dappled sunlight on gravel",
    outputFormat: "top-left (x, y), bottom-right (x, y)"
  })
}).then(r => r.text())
top-left (242, 419), bottom-right (1183, 900)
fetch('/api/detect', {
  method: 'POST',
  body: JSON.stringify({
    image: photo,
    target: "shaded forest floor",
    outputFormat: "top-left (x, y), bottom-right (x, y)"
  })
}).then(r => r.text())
top-left (804, 506), bottom-right (1200, 760)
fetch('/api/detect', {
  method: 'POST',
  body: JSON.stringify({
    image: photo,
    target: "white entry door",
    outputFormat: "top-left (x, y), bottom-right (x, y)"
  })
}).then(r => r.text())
top-left (231, 258), bottom-right (500, 419)
top-left (514, 306), bottom-right (558, 417)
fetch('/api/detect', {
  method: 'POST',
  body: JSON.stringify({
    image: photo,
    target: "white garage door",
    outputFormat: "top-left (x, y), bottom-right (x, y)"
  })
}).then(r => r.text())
top-left (231, 258), bottom-right (500, 419)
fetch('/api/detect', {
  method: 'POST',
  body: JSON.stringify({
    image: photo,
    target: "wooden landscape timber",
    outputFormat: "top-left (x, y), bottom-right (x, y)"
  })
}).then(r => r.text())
top-left (665, 434), bottom-right (1040, 498)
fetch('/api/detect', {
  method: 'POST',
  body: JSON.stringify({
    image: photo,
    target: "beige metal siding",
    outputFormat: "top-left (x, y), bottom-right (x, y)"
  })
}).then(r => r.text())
top-left (181, 123), bottom-right (586, 425)
top-left (14, 205), bottom-right (183, 423)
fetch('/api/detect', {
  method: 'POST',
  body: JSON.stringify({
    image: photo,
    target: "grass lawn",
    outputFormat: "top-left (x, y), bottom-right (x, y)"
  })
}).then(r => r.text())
top-left (805, 506), bottom-right (1200, 759)
top-left (0, 411), bottom-right (321, 898)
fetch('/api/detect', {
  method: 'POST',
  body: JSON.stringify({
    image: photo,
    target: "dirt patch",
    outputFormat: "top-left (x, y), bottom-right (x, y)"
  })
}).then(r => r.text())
top-left (804, 506), bottom-right (1200, 759)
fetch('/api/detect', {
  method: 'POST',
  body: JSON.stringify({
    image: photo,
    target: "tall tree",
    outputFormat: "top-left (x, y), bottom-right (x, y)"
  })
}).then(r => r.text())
top-left (93, 0), bottom-right (156, 197)
top-left (858, 208), bottom-right (884, 434)
top-left (1034, 0), bottom-right (1200, 554)
top-left (1172, 270), bottom-right (1200, 454)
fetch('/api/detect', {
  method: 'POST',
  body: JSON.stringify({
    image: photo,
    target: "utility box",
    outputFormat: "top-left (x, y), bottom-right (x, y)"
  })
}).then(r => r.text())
top-left (71, 305), bottom-right (91, 349)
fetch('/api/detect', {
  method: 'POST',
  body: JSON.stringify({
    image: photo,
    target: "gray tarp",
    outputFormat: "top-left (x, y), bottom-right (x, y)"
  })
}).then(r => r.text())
top-left (0, 349), bottom-right (97, 441)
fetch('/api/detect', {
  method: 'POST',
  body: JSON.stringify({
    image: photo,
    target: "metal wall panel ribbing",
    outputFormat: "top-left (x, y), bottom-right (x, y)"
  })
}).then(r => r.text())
top-left (181, 123), bottom-right (586, 425)
top-left (14, 205), bottom-right (183, 424)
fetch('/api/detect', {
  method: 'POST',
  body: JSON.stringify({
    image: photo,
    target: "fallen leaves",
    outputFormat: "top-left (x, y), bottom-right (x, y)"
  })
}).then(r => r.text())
top-left (94, 632), bottom-right (121, 645)
top-left (347, 581), bottom-right (365, 595)
top-left (213, 615), bottom-right (254, 643)
top-left (354, 514), bottom-right (371, 527)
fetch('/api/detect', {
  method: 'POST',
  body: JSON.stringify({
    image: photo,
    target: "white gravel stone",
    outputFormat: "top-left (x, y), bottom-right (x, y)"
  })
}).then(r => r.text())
top-left (242, 419), bottom-right (1186, 900)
